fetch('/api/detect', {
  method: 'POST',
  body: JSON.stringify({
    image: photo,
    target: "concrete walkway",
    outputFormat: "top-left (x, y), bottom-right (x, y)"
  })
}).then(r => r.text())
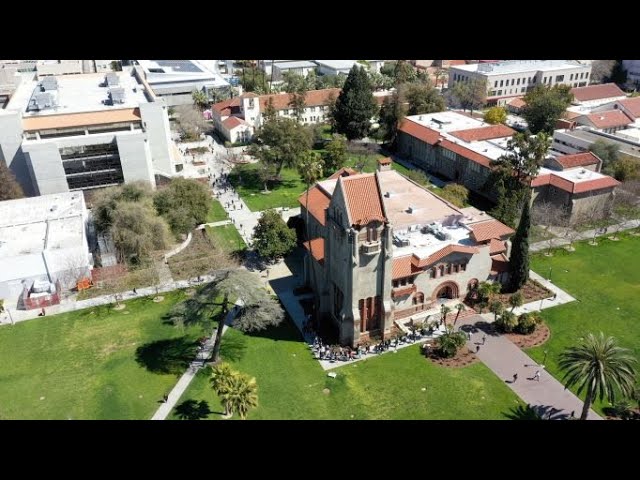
top-left (529, 219), bottom-right (640, 253)
top-left (458, 314), bottom-right (601, 420)
top-left (151, 300), bottom-right (242, 420)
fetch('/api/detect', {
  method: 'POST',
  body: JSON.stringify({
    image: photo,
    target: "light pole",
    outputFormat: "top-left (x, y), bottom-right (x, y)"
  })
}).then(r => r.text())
top-left (541, 349), bottom-right (548, 368)
top-left (547, 267), bottom-right (552, 282)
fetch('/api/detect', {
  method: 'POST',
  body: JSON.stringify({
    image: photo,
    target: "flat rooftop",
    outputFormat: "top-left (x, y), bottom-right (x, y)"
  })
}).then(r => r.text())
top-left (538, 166), bottom-right (609, 184)
top-left (0, 192), bottom-right (86, 259)
top-left (557, 128), bottom-right (640, 158)
top-left (274, 61), bottom-right (317, 70)
top-left (452, 60), bottom-right (586, 75)
top-left (6, 71), bottom-right (149, 116)
top-left (314, 60), bottom-right (357, 71)
top-left (138, 60), bottom-right (229, 88)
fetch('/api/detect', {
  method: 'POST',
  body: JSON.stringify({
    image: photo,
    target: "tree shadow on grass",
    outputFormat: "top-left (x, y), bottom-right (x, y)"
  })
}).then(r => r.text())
top-left (504, 403), bottom-right (570, 420)
top-left (243, 315), bottom-right (303, 343)
top-left (219, 333), bottom-right (248, 362)
top-left (135, 337), bottom-right (198, 375)
top-left (174, 399), bottom-right (213, 420)
top-left (504, 404), bottom-right (542, 420)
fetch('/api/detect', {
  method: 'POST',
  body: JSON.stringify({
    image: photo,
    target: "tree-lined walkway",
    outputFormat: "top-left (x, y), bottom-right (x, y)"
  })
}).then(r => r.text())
top-left (458, 314), bottom-right (602, 420)
top-left (529, 219), bottom-right (640, 252)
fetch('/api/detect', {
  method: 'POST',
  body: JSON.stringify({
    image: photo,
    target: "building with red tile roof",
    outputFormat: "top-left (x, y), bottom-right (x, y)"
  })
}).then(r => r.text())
top-left (576, 110), bottom-right (633, 133)
top-left (299, 163), bottom-right (515, 347)
top-left (570, 83), bottom-right (626, 105)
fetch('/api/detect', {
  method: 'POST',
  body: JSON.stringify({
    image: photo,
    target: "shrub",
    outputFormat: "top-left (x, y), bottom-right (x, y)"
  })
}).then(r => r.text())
top-left (436, 330), bottom-right (467, 358)
top-left (515, 312), bottom-right (538, 334)
top-left (495, 311), bottom-right (518, 333)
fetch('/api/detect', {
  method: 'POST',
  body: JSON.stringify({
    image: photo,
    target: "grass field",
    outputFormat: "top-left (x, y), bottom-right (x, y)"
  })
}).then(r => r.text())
top-left (171, 319), bottom-right (521, 420)
top-left (207, 225), bottom-right (246, 252)
top-left (206, 199), bottom-right (228, 223)
top-left (529, 232), bottom-right (640, 414)
top-left (0, 291), bottom-right (209, 419)
top-left (228, 164), bottom-right (307, 211)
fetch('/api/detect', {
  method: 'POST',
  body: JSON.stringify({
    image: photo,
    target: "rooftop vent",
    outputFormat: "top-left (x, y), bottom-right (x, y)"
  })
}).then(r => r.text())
top-left (40, 76), bottom-right (58, 91)
top-left (384, 191), bottom-right (393, 198)
top-left (407, 205), bottom-right (417, 214)
top-left (30, 92), bottom-right (57, 111)
top-left (109, 87), bottom-right (126, 104)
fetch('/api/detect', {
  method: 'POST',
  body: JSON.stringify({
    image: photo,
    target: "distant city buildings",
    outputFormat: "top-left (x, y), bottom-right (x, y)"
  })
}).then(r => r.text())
top-left (449, 60), bottom-right (592, 106)
top-left (622, 60), bottom-right (640, 89)
top-left (0, 71), bottom-right (175, 196)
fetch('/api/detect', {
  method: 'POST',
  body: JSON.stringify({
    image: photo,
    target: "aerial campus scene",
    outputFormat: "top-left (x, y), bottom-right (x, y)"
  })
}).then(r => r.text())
top-left (0, 59), bottom-right (639, 421)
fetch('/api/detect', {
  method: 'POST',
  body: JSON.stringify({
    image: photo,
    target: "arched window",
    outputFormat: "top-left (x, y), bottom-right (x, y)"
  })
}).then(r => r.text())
top-left (413, 292), bottom-right (424, 305)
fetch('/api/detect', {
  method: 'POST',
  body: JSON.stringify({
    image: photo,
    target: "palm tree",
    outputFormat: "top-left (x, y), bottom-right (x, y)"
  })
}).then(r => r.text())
top-left (478, 281), bottom-right (501, 304)
top-left (559, 332), bottom-right (637, 420)
top-left (192, 89), bottom-right (209, 111)
top-left (497, 310), bottom-right (517, 333)
top-left (220, 372), bottom-right (259, 419)
top-left (440, 304), bottom-right (452, 324)
top-left (210, 363), bottom-right (238, 416)
top-left (509, 291), bottom-right (524, 312)
top-left (489, 300), bottom-right (504, 322)
top-left (452, 303), bottom-right (465, 327)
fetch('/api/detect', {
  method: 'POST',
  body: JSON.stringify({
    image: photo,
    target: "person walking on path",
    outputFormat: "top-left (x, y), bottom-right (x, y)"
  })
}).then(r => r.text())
top-left (533, 370), bottom-right (541, 381)
top-left (482, 334), bottom-right (486, 345)
top-left (476, 345), bottom-right (480, 353)
top-left (513, 373), bottom-right (518, 383)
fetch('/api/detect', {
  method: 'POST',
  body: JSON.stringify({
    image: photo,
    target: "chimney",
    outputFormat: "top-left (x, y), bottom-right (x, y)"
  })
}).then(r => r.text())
top-left (377, 157), bottom-right (392, 172)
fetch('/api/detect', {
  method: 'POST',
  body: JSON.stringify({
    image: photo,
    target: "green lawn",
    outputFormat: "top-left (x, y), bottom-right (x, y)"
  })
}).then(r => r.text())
top-left (206, 199), bottom-right (228, 223)
top-left (529, 233), bottom-right (640, 415)
top-left (171, 319), bottom-right (521, 420)
top-left (207, 225), bottom-right (246, 252)
top-left (0, 292), bottom-right (209, 419)
top-left (228, 163), bottom-right (307, 211)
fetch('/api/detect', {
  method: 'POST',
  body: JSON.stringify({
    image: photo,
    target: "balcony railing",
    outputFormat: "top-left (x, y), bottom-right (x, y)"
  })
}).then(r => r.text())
top-left (361, 240), bottom-right (381, 255)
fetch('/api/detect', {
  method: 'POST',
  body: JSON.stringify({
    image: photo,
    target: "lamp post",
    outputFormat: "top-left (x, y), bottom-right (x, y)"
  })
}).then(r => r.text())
top-left (541, 349), bottom-right (548, 368)
top-left (547, 267), bottom-right (552, 282)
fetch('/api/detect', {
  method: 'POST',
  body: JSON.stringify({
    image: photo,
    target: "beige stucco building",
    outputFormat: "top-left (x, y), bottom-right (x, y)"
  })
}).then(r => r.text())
top-left (299, 162), bottom-right (515, 347)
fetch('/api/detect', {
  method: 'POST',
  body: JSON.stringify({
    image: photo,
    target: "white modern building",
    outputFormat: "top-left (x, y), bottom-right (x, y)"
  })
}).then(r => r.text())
top-left (135, 60), bottom-right (230, 106)
top-left (315, 60), bottom-right (359, 76)
top-left (0, 192), bottom-right (91, 303)
top-left (0, 71), bottom-right (176, 197)
top-left (272, 61), bottom-right (318, 80)
top-left (449, 60), bottom-right (592, 106)
top-left (623, 60), bottom-right (640, 89)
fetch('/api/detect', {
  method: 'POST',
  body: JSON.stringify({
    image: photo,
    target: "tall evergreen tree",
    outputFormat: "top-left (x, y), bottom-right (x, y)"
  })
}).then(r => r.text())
top-left (508, 188), bottom-right (532, 292)
top-left (0, 162), bottom-right (25, 201)
top-left (333, 65), bottom-right (376, 140)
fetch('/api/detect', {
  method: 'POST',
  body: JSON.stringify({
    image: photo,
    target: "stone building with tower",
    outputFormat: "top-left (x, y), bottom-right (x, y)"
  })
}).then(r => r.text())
top-left (298, 160), bottom-right (515, 347)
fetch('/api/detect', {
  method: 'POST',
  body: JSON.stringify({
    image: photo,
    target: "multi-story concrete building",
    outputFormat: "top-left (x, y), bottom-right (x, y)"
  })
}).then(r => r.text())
top-left (211, 88), bottom-right (340, 143)
top-left (449, 60), bottom-right (591, 106)
top-left (298, 161), bottom-right (515, 346)
top-left (135, 60), bottom-right (229, 107)
top-left (552, 127), bottom-right (640, 161)
top-left (396, 111), bottom-right (620, 223)
top-left (314, 60), bottom-right (359, 76)
top-left (0, 71), bottom-right (175, 197)
top-left (0, 192), bottom-right (91, 305)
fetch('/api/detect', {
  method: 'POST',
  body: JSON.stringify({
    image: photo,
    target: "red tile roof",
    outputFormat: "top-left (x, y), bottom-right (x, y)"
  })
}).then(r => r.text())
top-left (469, 220), bottom-right (515, 242)
top-left (412, 244), bottom-right (479, 268)
top-left (212, 97), bottom-right (240, 115)
top-left (570, 83), bottom-right (626, 103)
top-left (564, 111), bottom-right (582, 120)
top-left (303, 238), bottom-right (325, 265)
top-left (449, 124), bottom-right (515, 142)
top-left (532, 172), bottom-right (620, 193)
top-left (489, 238), bottom-right (507, 255)
top-left (341, 175), bottom-right (386, 226)
top-left (554, 152), bottom-right (600, 170)
top-left (328, 167), bottom-right (358, 179)
top-left (392, 255), bottom-right (419, 280)
top-left (507, 98), bottom-right (526, 109)
top-left (490, 254), bottom-right (510, 273)
top-left (440, 139), bottom-right (492, 168)
top-left (398, 119), bottom-right (440, 145)
top-left (582, 110), bottom-right (633, 129)
top-left (258, 88), bottom-right (341, 111)
top-left (222, 116), bottom-right (247, 129)
top-left (617, 97), bottom-right (640, 119)
top-left (298, 186), bottom-right (331, 226)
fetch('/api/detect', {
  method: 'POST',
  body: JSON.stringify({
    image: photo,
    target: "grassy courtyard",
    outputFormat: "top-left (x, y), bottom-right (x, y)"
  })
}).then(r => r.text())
top-left (0, 291), bottom-right (209, 420)
top-left (529, 232), bottom-right (640, 414)
top-left (206, 199), bottom-right (228, 223)
top-left (171, 319), bottom-right (521, 420)
top-left (206, 225), bottom-right (246, 252)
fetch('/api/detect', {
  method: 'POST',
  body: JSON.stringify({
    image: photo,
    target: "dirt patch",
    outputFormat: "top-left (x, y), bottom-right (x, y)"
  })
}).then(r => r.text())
top-left (185, 289), bottom-right (196, 297)
top-left (322, 388), bottom-right (331, 395)
top-left (494, 279), bottom-right (553, 308)
top-left (424, 346), bottom-right (480, 368)
top-left (152, 296), bottom-right (165, 303)
top-left (505, 323), bottom-right (550, 348)
top-left (112, 304), bottom-right (126, 311)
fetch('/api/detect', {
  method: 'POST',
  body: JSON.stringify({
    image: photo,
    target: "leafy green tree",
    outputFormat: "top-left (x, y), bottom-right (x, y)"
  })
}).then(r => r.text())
top-left (434, 69), bottom-right (447, 88)
top-left (247, 118), bottom-right (312, 176)
top-left (403, 82), bottom-right (445, 115)
top-left (559, 332), bottom-right (637, 420)
top-left (282, 71), bottom-right (306, 94)
top-left (440, 304), bottom-right (452, 323)
top-left (436, 327), bottom-right (467, 358)
top-left (0, 161), bottom-right (25, 201)
top-left (436, 183), bottom-right (469, 207)
top-left (322, 134), bottom-right (347, 173)
top-left (608, 60), bottom-right (628, 85)
top-left (451, 78), bottom-right (487, 115)
top-left (612, 156), bottom-right (640, 181)
top-left (191, 89), bottom-right (209, 110)
top-left (507, 188), bottom-right (532, 292)
top-left (252, 209), bottom-right (297, 261)
top-left (393, 60), bottom-right (417, 85)
top-left (509, 291), bottom-right (524, 312)
top-left (522, 85), bottom-right (573, 134)
top-left (495, 310), bottom-right (518, 333)
top-left (515, 312), bottom-right (539, 335)
top-left (377, 92), bottom-right (406, 145)
top-left (484, 106), bottom-right (507, 124)
top-left (220, 372), bottom-right (259, 419)
top-left (589, 139), bottom-right (619, 173)
top-left (495, 131), bottom-right (551, 182)
top-left (453, 303), bottom-right (466, 327)
top-left (489, 173), bottom-right (527, 228)
top-left (154, 178), bottom-right (210, 235)
top-left (478, 281), bottom-right (501, 303)
top-left (240, 66), bottom-right (267, 93)
top-left (333, 65), bottom-right (377, 140)
top-left (404, 169), bottom-right (430, 187)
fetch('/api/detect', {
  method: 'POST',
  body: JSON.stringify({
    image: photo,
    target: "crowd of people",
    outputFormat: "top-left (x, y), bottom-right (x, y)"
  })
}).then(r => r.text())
top-left (311, 332), bottom-right (426, 363)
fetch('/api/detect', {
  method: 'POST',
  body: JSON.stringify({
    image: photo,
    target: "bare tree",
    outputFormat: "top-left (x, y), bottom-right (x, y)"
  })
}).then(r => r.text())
top-left (590, 60), bottom-right (616, 84)
top-left (174, 105), bottom-right (210, 141)
top-left (608, 184), bottom-right (640, 240)
top-left (532, 200), bottom-right (565, 255)
top-left (59, 253), bottom-right (91, 290)
top-left (562, 210), bottom-right (587, 252)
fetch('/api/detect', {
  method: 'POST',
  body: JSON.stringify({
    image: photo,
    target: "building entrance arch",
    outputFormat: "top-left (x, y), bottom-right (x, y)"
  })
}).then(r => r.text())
top-left (432, 281), bottom-right (460, 302)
